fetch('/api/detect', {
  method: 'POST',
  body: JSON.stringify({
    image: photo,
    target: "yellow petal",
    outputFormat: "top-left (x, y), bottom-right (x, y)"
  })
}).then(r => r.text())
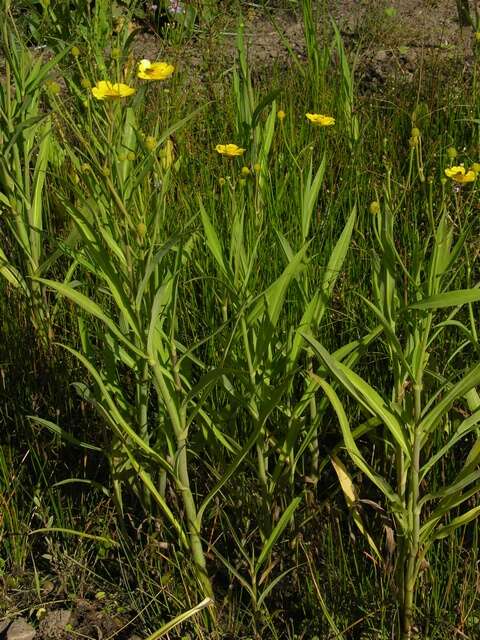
top-left (306, 113), bottom-right (335, 126)
top-left (137, 60), bottom-right (174, 80)
top-left (455, 170), bottom-right (476, 183)
top-left (215, 143), bottom-right (245, 157)
top-left (445, 165), bottom-right (465, 178)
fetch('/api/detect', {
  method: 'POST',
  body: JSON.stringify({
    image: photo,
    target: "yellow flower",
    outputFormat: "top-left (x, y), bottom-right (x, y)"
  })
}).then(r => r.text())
top-left (277, 109), bottom-right (286, 122)
top-left (215, 144), bottom-right (245, 157)
top-left (137, 59), bottom-right (174, 81)
top-left (444, 166), bottom-right (476, 183)
top-left (91, 81), bottom-right (135, 100)
top-left (306, 113), bottom-right (335, 126)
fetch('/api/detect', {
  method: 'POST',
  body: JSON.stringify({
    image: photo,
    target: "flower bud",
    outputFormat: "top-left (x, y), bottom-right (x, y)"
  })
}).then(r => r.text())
top-left (241, 166), bottom-right (250, 177)
top-left (80, 78), bottom-right (91, 89)
top-left (447, 147), bottom-right (457, 160)
top-left (71, 46), bottom-right (80, 58)
top-left (277, 109), bottom-right (286, 122)
top-left (145, 136), bottom-right (156, 151)
top-left (369, 201), bottom-right (380, 215)
top-left (411, 127), bottom-right (420, 138)
top-left (46, 80), bottom-right (61, 95)
top-left (111, 47), bottom-right (121, 60)
top-left (127, 151), bottom-right (136, 161)
top-left (253, 163), bottom-right (261, 174)
top-left (137, 222), bottom-right (147, 238)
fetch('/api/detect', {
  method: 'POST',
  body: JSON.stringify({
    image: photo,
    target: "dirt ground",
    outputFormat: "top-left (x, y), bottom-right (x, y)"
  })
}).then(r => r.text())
top-left (131, 0), bottom-right (476, 88)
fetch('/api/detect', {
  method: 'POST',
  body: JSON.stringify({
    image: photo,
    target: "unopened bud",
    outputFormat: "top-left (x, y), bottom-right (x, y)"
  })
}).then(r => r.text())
top-left (145, 136), bottom-right (156, 151)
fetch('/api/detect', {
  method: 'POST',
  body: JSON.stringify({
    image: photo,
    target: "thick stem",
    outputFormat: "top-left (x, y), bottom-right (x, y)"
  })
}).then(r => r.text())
top-left (152, 362), bottom-right (213, 598)
top-left (176, 437), bottom-right (213, 598)
top-left (401, 383), bottom-right (422, 639)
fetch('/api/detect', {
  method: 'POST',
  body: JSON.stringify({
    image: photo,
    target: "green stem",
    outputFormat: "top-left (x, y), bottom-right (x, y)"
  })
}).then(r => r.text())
top-left (401, 382), bottom-right (422, 640)
top-left (152, 362), bottom-right (212, 598)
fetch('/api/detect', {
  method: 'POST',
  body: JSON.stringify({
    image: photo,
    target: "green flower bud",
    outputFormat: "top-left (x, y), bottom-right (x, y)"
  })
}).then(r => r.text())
top-left (145, 136), bottom-right (156, 151)
top-left (46, 80), bottom-right (61, 95)
top-left (369, 201), bottom-right (380, 215)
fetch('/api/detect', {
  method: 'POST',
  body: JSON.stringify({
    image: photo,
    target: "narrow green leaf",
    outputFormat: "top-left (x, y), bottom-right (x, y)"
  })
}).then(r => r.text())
top-left (303, 334), bottom-right (410, 458)
top-left (432, 506), bottom-right (480, 540)
top-left (199, 198), bottom-right (229, 277)
top-left (419, 362), bottom-right (480, 436)
top-left (302, 153), bottom-right (326, 241)
top-left (313, 375), bottom-right (406, 523)
top-left (28, 416), bottom-right (103, 452)
top-left (409, 288), bottom-right (480, 310)
top-left (255, 496), bottom-right (302, 572)
top-left (29, 528), bottom-right (118, 547)
top-left (37, 278), bottom-right (146, 358)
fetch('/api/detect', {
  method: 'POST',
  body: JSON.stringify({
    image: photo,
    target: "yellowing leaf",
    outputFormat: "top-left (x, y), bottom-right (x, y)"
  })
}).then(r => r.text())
top-left (331, 455), bottom-right (357, 507)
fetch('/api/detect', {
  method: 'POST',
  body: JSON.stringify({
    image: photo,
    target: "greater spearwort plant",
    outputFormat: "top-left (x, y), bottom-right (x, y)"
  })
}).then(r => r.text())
top-left (1, 0), bottom-right (480, 637)
top-left (304, 139), bottom-right (480, 639)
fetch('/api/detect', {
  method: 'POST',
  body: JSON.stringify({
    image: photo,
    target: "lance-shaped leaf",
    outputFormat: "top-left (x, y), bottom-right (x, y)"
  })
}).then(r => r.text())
top-left (409, 288), bottom-right (480, 310)
top-left (288, 205), bottom-right (356, 370)
top-left (59, 344), bottom-right (172, 475)
top-left (255, 495), bottom-right (302, 573)
top-left (199, 197), bottom-right (230, 278)
top-left (37, 279), bottom-right (146, 358)
top-left (247, 242), bottom-right (309, 328)
top-left (303, 334), bottom-right (410, 458)
top-left (420, 407), bottom-right (480, 480)
top-left (312, 375), bottom-right (406, 527)
top-left (331, 455), bottom-right (382, 561)
top-left (28, 416), bottom-right (103, 452)
top-left (301, 153), bottom-right (326, 242)
top-left (419, 362), bottom-right (480, 436)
